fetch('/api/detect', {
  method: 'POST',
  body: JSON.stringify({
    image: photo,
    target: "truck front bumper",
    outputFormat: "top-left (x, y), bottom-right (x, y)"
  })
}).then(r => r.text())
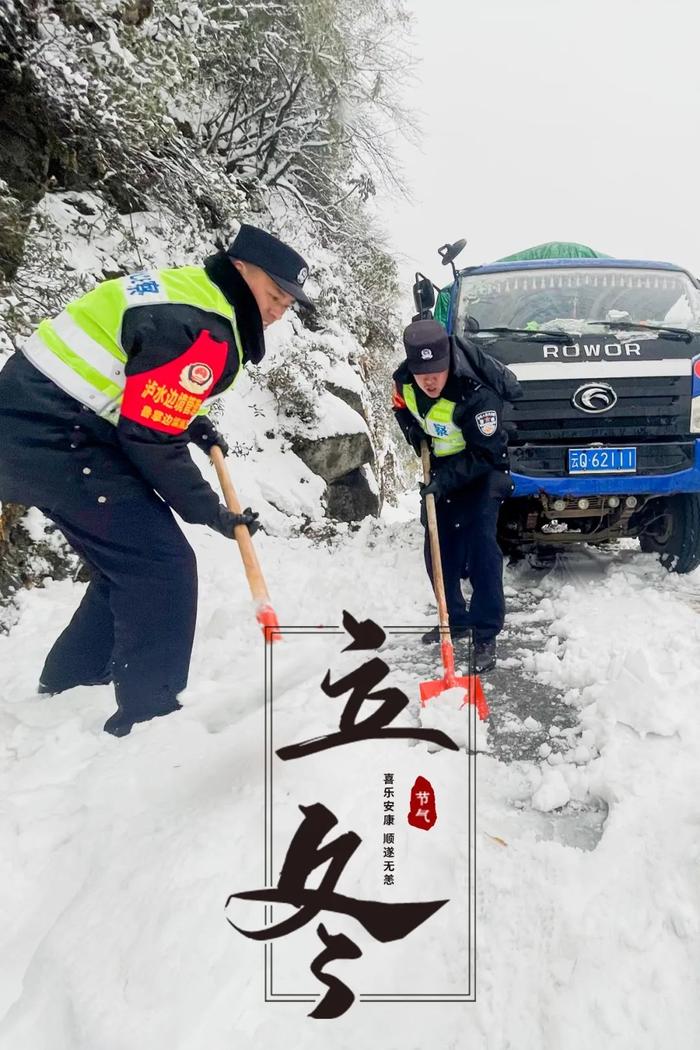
top-left (511, 439), bottom-right (700, 498)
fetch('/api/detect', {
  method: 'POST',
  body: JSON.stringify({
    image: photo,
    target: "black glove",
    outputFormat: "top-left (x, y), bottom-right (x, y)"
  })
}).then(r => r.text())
top-left (214, 505), bottom-right (261, 538)
top-left (406, 422), bottom-right (425, 457)
top-left (419, 475), bottom-right (446, 501)
top-left (188, 416), bottom-right (230, 457)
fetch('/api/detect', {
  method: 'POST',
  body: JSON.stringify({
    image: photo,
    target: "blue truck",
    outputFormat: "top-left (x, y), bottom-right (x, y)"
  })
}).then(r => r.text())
top-left (413, 241), bottom-right (700, 572)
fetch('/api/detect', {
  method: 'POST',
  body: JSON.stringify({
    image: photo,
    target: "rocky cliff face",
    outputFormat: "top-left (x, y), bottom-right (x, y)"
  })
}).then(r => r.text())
top-left (0, 1), bottom-right (406, 622)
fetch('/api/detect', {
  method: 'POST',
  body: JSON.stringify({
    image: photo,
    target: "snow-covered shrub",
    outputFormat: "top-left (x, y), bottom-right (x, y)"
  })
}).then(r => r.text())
top-left (266, 355), bottom-right (323, 429)
top-left (0, 505), bottom-right (80, 631)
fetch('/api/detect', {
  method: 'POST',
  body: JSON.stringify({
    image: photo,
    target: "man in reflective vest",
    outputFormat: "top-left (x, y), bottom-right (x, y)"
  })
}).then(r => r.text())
top-left (392, 319), bottom-right (518, 674)
top-left (0, 224), bottom-right (313, 735)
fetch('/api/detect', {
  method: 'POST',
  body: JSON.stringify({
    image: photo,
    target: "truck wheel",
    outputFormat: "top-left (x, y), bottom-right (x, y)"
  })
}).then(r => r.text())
top-left (639, 493), bottom-right (700, 573)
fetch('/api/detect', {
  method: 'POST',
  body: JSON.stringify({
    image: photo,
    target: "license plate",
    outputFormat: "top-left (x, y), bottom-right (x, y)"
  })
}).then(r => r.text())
top-left (568, 447), bottom-right (637, 474)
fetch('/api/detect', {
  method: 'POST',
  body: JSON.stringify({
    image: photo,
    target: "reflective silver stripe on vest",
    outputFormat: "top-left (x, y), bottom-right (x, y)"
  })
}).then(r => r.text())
top-left (52, 311), bottom-right (127, 383)
top-left (22, 332), bottom-right (120, 415)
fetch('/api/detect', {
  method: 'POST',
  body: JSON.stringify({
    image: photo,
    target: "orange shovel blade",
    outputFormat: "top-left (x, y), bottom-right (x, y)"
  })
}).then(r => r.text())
top-left (419, 674), bottom-right (490, 720)
top-left (257, 603), bottom-right (283, 643)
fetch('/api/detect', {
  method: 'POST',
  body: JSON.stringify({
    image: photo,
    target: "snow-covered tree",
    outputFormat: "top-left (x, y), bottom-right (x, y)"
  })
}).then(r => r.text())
top-left (0, 0), bottom-right (414, 614)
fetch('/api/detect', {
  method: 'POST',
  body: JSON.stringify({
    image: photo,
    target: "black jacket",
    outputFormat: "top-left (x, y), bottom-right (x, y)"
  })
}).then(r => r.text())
top-left (0, 252), bottom-right (264, 530)
top-left (392, 336), bottom-right (520, 496)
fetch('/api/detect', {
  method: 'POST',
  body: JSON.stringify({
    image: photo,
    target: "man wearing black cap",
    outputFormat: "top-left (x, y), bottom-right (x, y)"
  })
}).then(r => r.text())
top-left (0, 224), bottom-right (313, 735)
top-left (392, 319), bottom-right (519, 673)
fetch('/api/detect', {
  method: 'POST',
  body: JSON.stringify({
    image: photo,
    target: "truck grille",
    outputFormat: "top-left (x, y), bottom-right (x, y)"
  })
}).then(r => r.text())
top-left (503, 376), bottom-right (691, 441)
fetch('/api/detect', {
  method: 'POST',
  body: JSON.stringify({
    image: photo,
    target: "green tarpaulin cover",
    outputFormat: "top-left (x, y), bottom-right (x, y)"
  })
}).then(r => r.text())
top-left (496, 241), bottom-right (610, 263)
top-left (434, 287), bottom-right (451, 325)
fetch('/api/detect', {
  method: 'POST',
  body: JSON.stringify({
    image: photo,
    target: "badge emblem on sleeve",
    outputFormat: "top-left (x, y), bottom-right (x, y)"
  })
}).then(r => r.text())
top-left (180, 362), bottom-right (214, 393)
top-left (475, 409), bottom-right (498, 436)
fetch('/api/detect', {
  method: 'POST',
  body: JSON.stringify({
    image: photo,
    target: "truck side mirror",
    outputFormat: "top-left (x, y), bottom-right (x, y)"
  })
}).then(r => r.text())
top-left (438, 239), bottom-right (467, 271)
top-left (412, 273), bottom-right (436, 319)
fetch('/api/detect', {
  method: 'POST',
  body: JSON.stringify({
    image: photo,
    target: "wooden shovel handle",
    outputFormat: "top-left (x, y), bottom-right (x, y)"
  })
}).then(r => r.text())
top-left (420, 442), bottom-right (451, 633)
top-left (210, 445), bottom-right (270, 607)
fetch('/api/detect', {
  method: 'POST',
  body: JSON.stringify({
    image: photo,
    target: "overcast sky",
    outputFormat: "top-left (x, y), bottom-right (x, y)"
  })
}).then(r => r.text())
top-left (377, 0), bottom-right (700, 300)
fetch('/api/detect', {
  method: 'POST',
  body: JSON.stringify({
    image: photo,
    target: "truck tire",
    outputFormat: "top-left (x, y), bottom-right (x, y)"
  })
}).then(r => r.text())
top-left (639, 493), bottom-right (700, 573)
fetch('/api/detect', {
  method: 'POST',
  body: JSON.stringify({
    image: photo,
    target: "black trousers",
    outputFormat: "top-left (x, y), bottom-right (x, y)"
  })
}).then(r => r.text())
top-left (423, 473), bottom-right (510, 643)
top-left (0, 353), bottom-right (198, 719)
top-left (39, 492), bottom-right (198, 719)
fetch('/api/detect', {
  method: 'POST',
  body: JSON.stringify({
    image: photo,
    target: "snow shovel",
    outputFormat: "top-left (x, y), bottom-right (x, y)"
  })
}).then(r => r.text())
top-left (210, 445), bottom-right (282, 642)
top-left (418, 442), bottom-right (489, 719)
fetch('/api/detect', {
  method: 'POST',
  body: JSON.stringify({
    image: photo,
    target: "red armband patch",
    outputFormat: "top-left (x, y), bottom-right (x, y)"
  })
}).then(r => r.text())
top-left (120, 330), bottom-right (228, 434)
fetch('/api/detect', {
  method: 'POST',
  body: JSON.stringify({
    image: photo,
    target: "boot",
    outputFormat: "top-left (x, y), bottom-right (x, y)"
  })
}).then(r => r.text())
top-left (103, 699), bottom-right (182, 737)
top-left (38, 672), bottom-right (112, 696)
top-left (474, 637), bottom-right (497, 674)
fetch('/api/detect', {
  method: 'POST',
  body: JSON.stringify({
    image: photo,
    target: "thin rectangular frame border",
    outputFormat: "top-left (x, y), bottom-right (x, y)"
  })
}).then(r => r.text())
top-left (261, 624), bottom-right (477, 1005)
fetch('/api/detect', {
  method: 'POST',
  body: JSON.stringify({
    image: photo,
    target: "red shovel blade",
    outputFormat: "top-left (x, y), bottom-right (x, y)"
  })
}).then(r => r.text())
top-left (418, 637), bottom-right (490, 719)
top-left (419, 674), bottom-right (490, 720)
top-left (257, 603), bottom-right (283, 643)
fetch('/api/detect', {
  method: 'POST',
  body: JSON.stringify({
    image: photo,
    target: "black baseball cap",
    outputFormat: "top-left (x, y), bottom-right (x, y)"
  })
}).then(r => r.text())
top-left (227, 223), bottom-right (313, 308)
top-left (403, 319), bottom-right (450, 374)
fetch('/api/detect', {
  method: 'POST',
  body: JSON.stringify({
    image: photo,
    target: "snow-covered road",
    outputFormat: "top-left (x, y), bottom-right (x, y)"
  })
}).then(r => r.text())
top-left (1, 511), bottom-right (699, 1049)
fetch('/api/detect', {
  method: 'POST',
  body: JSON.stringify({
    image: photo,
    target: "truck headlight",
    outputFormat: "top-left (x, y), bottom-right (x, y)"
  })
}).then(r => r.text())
top-left (691, 397), bottom-right (700, 434)
top-left (691, 359), bottom-right (700, 433)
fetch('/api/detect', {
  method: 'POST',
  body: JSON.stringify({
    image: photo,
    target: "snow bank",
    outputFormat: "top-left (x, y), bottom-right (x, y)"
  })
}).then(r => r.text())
top-left (1, 529), bottom-right (700, 1048)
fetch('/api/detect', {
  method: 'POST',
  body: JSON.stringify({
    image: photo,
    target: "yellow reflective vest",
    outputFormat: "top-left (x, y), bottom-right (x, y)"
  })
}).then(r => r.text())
top-left (22, 267), bottom-right (244, 424)
top-left (401, 383), bottom-right (466, 457)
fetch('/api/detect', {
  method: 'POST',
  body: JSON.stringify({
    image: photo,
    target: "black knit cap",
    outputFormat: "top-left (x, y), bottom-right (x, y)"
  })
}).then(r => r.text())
top-left (227, 223), bottom-right (313, 308)
top-left (403, 319), bottom-right (450, 374)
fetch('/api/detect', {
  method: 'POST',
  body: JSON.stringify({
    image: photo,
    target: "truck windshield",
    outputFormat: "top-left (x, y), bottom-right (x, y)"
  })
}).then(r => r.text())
top-left (455, 267), bottom-right (700, 336)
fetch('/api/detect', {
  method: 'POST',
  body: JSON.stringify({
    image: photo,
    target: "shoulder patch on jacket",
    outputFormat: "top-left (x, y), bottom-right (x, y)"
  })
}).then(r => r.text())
top-left (475, 409), bottom-right (498, 436)
top-left (120, 330), bottom-right (227, 434)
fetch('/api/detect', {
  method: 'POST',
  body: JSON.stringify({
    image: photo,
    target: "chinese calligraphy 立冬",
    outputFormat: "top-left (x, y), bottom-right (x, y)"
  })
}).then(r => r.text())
top-left (227, 611), bottom-right (460, 1019)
